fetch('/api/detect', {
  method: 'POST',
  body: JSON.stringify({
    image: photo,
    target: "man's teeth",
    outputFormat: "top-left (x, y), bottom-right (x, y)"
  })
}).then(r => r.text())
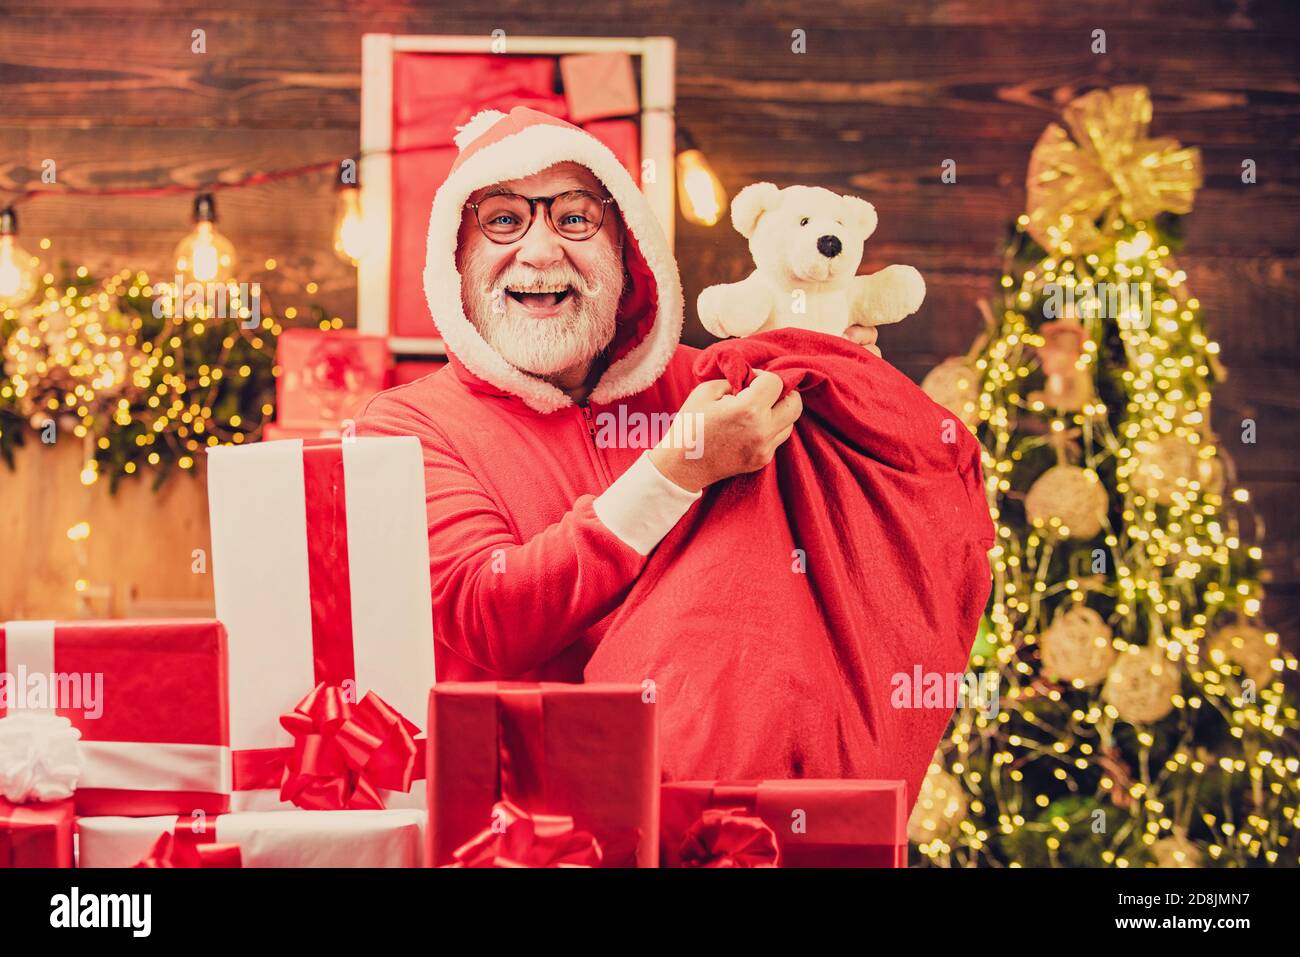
top-left (506, 287), bottom-right (572, 306)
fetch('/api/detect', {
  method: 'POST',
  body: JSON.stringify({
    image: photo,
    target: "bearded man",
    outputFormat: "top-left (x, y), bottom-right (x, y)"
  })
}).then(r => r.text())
top-left (357, 107), bottom-right (878, 680)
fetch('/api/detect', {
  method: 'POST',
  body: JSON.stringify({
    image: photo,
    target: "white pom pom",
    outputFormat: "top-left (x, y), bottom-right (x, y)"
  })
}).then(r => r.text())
top-left (0, 712), bottom-right (83, 803)
top-left (454, 110), bottom-right (507, 151)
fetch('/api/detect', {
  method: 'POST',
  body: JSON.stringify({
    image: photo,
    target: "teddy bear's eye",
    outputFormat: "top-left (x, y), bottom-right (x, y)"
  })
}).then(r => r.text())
top-left (799, 217), bottom-right (810, 227)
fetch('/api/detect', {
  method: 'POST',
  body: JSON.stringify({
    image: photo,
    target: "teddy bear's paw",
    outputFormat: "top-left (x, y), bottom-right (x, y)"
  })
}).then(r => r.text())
top-left (696, 284), bottom-right (734, 338)
top-left (862, 264), bottom-right (926, 324)
top-left (890, 264), bottom-right (927, 316)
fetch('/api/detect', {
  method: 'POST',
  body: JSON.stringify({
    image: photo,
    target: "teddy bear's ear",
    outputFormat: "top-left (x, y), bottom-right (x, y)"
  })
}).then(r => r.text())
top-left (730, 182), bottom-right (782, 239)
top-left (841, 195), bottom-right (878, 236)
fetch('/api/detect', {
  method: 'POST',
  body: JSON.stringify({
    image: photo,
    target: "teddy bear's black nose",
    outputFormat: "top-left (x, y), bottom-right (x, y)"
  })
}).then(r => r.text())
top-left (817, 235), bottom-right (842, 258)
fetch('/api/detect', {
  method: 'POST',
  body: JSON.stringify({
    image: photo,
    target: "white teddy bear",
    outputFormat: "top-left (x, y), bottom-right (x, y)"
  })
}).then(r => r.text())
top-left (697, 182), bottom-right (926, 340)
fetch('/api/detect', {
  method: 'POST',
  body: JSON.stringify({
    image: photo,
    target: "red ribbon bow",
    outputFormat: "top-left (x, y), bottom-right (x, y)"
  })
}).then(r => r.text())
top-left (679, 806), bottom-right (782, 868)
top-left (134, 831), bottom-right (243, 868)
top-left (444, 799), bottom-right (604, 868)
top-left (277, 682), bottom-right (422, 811)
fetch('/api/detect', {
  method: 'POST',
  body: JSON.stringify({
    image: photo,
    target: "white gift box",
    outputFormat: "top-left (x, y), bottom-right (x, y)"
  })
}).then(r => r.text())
top-left (76, 810), bottom-right (425, 867)
top-left (207, 437), bottom-right (436, 811)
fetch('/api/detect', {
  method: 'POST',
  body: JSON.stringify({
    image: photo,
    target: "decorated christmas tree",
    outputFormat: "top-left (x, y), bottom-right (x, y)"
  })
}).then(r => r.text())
top-left (911, 87), bottom-right (1299, 867)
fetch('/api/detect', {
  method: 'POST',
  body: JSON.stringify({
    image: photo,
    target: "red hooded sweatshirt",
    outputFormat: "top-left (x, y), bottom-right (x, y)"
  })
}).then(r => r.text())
top-left (357, 107), bottom-right (701, 682)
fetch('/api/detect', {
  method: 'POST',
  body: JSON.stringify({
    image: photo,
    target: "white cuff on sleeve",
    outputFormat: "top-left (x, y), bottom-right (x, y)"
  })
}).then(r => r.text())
top-left (593, 452), bottom-right (702, 556)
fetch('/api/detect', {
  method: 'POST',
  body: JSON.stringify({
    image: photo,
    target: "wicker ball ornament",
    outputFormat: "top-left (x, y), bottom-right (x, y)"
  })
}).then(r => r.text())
top-left (921, 358), bottom-right (981, 429)
top-left (1040, 606), bottom-right (1117, 686)
top-left (1102, 644), bottom-right (1181, 723)
top-left (1131, 434), bottom-right (1221, 505)
top-left (1207, 623), bottom-right (1277, 687)
top-left (907, 759), bottom-right (968, 845)
top-left (1025, 465), bottom-right (1108, 539)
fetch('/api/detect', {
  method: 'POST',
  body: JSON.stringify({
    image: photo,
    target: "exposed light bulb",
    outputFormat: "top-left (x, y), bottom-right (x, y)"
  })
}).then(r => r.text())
top-left (175, 193), bottom-right (235, 283)
top-left (333, 185), bottom-right (367, 265)
top-left (0, 207), bottom-right (39, 309)
top-left (675, 128), bottom-right (727, 227)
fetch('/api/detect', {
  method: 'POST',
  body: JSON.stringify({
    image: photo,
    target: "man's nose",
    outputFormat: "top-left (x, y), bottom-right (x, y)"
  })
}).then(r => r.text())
top-left (514, 215), bottom-right (566, 269)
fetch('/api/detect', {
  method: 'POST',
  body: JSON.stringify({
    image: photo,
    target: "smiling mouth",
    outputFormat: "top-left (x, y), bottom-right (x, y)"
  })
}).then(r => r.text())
top-left (506, 286), bottom-right (573, 308)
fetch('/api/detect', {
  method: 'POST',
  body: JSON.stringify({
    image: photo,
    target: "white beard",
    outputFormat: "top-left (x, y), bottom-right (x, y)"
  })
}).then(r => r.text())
top-left (461, 250), bottom-right (624, 377)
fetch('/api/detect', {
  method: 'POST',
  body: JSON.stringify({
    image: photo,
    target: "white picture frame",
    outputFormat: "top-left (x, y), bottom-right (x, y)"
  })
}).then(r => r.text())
top-left (358, 33), bottom-right (677, 355)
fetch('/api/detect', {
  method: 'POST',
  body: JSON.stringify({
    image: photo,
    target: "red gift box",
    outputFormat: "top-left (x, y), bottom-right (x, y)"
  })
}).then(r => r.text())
top-left (559, 52), bottom-right (639, 123)
top-left (428, 682), bottom-right (658, 867)
top-left (275, 329), bottom-right (389, 430)
top-left (0, 620), bottom-right (230, 816)
top-left (660, 779), bottom-right (908, 867)
top-left (0, 798), bottom-right (74, 868)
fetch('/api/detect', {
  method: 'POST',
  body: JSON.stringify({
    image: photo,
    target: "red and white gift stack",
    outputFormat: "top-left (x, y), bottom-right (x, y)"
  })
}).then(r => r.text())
top-left (0, 618), bottom-right (230, 867)
top-left (73, 435), bottom-right (437, 868)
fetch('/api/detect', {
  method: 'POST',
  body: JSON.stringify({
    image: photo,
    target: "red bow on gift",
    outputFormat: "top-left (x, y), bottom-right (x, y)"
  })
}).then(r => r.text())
top-left (134, 831), bottom-right (242, 868)
top-left (679, 807), bottom-right (782, 868)
top-left (277, 682), bottom-right (422, 811)
top-left (444, 799), bottom-right (604, 868)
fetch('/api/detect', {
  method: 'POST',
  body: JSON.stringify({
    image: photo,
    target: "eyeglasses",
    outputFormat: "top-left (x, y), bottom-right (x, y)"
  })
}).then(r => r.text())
top-left (468, 189), bottom-right (615, 244)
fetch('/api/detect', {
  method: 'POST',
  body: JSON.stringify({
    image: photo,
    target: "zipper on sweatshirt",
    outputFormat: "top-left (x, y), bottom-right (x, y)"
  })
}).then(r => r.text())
top-left (579, 402), bottom-right (615, 487)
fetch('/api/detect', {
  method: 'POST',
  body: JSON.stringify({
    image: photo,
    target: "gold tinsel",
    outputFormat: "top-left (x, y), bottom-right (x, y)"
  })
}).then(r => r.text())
top-left (1025, 86), bottom-right (1202, 255)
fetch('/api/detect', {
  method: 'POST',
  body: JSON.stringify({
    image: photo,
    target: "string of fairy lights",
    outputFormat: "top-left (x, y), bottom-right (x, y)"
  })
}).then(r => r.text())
top-left (911, 214), bottom-right (1298, 867)
top-left (0, 128), bottom-right (728, 310)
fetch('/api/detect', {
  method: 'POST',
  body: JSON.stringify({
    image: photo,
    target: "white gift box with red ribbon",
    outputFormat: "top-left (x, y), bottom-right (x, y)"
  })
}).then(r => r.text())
top-left (207, 436), bottom-right (436, 812)
top-left (77, 809), bottom-right (425, 867)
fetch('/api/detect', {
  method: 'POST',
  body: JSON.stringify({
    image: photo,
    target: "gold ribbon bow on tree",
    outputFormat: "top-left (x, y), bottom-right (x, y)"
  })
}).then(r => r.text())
top-left (1025, 86), bottom-right (1202, 255)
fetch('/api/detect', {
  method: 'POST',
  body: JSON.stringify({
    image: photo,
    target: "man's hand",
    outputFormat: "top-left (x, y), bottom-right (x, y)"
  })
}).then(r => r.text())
top-left (649, 370), bottom-right (802, 493)
top-left (843, 323), bottom-right (882, 358)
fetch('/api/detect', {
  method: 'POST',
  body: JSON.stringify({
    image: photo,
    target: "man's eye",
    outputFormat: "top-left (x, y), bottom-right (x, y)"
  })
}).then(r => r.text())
top-left (560, 214), bottom-right (590, 226)
top-left (490, 214), bottom-right (519, 226)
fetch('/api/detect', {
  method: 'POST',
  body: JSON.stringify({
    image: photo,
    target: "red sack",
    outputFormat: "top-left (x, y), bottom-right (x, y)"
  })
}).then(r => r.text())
top-left (585, 330), bottom-right (994, 810)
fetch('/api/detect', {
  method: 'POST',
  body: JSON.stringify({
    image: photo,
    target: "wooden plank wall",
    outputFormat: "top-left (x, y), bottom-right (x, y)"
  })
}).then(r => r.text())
top-left (1, 1), bottom-right (1297, 640)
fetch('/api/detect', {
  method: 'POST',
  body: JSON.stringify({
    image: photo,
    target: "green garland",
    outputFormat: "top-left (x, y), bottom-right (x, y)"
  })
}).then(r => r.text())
top-left (0, 263), bottom-right (315, 490)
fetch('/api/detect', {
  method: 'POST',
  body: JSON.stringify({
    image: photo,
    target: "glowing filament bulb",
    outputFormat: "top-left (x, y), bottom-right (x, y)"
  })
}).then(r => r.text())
top-left (0, 208), bottom-right (39, 309)
top-left (174, 194), bottom-right (235, 284)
